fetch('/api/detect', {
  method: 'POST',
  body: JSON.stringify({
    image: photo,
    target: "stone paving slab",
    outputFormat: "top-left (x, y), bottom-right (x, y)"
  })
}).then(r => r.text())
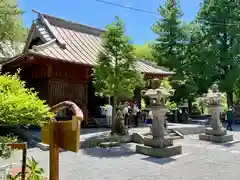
top-left (2, 128), bottom-right (240, 180)
top-left (24, 123), bottom-right (206, 143)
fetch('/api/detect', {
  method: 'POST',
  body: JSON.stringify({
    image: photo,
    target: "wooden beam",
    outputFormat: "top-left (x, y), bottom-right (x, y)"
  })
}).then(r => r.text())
top-left (7, 143), bottom-right (27, 180)
top-left (7, 143), bottom-right (27, 149)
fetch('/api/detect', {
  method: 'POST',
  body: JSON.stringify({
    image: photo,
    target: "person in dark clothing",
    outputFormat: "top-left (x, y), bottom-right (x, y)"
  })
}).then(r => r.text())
top-left (226, 106), bottom-right (234, 131)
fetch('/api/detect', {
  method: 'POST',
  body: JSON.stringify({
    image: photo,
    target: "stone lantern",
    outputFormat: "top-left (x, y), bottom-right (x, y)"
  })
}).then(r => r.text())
top-left (199, 84), bottom-right (233, 143)
top-left (142, 78), bottom-right (171, 139)
top-left (136, 78), bottom-right (182, 157)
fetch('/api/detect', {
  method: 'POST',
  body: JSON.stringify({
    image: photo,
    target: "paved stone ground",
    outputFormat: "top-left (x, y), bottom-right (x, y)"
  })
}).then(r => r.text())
top-left (28, 123), bottom-right (205, 143)
top-left (2, 126), bottom-right (240, 180)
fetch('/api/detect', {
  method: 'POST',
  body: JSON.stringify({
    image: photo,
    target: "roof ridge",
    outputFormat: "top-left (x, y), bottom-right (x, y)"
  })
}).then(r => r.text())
top-left (34, 11), bottom-right (66, 49)
top-left (32, 9), bottom-right (105, 35)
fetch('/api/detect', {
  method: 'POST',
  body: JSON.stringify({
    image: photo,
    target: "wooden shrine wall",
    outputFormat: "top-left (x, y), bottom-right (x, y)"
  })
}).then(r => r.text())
top-left (5, 56), bottom-right (91, 123)
top-left (47, 62), bottom-right (90, 123)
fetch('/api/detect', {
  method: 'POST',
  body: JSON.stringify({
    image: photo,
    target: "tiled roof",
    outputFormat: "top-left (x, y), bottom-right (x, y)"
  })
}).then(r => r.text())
top-left (0, 42), bottom-right (25, 59)
top-left (26, 10), bottom-right (174, 76)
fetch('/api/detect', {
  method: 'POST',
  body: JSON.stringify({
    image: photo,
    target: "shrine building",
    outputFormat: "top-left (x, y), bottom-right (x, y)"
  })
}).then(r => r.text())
top-left (1, 10), bottom-right (174, 126)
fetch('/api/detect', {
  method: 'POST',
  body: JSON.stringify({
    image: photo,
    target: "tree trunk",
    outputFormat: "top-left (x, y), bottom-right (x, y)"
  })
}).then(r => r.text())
top-left (188, 99), bottom-right (192, 116)
top-left (111, 95), bottom-right (117, 135)
top-left (134, 87), bottom-right (141, 109)
top-left (227, 90), bottom-right (233, 107)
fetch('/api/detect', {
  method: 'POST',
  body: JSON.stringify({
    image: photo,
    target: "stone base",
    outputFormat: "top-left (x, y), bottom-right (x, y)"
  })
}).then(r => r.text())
top-left (99, 141), bottom-right (120, 148)
top-left (132, 133), bottom-right (144, 144)
top-left (199, 134), bottom-right (233, 143)
top-left (136, 144), bottom-right (182, 158)
top-left (205, 127), bottom-right (227, 136)
top-left (36, 142), bottom-right (49, 151)
top-left (144, 135), bottom-right (173, 148)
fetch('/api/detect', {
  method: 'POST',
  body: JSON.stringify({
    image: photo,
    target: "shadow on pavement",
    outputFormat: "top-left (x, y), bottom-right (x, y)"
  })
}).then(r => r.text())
top-left (223, 123), bottom-right (240, 132)
top-left (82, 144), bottom-right (135, 158)
top-left (222, 140), bottom-right (240, 148)
top-left (141, 156), bottom-right (176, 165)
top-left (80, 128), bottom-right (110, 135)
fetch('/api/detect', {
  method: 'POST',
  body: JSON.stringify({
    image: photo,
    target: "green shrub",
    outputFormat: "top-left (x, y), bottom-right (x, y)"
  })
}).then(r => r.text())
top-left (0, 136), bottom-right (17, 159)
top-left (6, 156), bottom-right (46, 180)
top-left (220, 93), bottom-right (228, 112)
top-left (0, 70), bottom-right (53, 126)
top-left (192, 103), bottom-right (202, 115)
top-left (166, 101), bottom-right (177, 110)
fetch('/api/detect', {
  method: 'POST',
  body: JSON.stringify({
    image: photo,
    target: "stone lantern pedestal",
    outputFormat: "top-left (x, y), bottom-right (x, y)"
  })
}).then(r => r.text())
top-left (136, 78), bottom-right (182, 158)
top-left (199, 84), bottom-right (233, 143)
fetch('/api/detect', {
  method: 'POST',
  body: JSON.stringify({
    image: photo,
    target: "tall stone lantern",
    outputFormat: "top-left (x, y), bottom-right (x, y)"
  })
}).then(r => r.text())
top-left (136, 78), bottom-right (182, 157)
top-left (199, 84), bottom-right (233, 143)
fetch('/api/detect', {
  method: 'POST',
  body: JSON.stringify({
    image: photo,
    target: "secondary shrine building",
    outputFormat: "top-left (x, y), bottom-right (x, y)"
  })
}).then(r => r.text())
top-left (2, 10), bottom-right (173, 126)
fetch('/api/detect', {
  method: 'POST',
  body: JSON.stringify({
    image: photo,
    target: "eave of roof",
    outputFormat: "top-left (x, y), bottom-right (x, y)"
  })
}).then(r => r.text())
top-left (0, 53), bottom-right (26, 65)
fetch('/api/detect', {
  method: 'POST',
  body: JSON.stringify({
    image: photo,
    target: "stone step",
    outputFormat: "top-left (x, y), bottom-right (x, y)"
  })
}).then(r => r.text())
top-left (166, 129), bottom-right (174, 133)
top-left (170, 136), bottom-right (182, 140)
top-left (168, 132), bottom-right (178, 136)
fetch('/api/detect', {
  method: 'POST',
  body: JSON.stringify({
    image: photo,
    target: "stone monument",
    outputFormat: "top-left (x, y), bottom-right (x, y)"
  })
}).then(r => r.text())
top-left (136, 78), bottom-right (182, 158)
top-left (199, 84), bottom-right (233, 143)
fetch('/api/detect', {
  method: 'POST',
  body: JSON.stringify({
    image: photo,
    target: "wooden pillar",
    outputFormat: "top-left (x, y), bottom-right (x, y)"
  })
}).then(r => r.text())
top-left (84, 68), bottom-right (90, 125)
top-left (7, 143), bottom-right (27, 180)
top-left (46, 65), bottom-right (53, 106)
top-left (49, 121), bottom-right (59, 180)
top-left (48, 79), bottom-right (52, 106)
top-left (85, 83), bottom-right (88, 124)
top-left (47, 64), bottom-right (52, 78)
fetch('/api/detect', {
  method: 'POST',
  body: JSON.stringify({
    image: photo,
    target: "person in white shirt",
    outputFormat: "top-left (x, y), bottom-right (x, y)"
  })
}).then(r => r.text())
top-left (106, 103), bottom-right (113, 127)
top-left (145, 110), bottom-right (153, 127)
top-left (123, 105), bottom-right (129, 116)
top-left (122, 102), bottom-right (129, 126)
top-left (133, 103), bottom-right (140, 127)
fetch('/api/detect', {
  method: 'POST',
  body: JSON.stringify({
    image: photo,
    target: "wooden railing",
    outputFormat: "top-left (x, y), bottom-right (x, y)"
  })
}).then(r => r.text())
top-left (7, 143), bottom-right (27, 180)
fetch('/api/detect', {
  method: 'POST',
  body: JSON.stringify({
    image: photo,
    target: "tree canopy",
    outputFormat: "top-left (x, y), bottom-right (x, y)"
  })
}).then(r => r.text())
top-left (152, 0), bottom-right (184, 72)
top-left (134, 43), bottom-right (154, 61)
top-left (0, 0), bottom-right (27, 58)
top-left (197, 0), bottom-right (240, 106)
top-left (93, 16), bottom-right (144, 133)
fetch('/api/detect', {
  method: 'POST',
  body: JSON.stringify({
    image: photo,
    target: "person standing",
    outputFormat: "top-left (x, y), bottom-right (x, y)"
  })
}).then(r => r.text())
top-left (145, 110), bottom-right (153, 132)
top-left (106, 103), bottom-right (113, 128)
top-left (132, 102), bottom-right (140, 127)
top-left (226, 106), bottom-right (234, 131)
top-left (123, 102), bottom-right (129, 126)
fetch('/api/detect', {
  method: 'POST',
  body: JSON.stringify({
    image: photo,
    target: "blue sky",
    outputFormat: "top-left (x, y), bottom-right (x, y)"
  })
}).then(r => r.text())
top-left (18, 0), bottom-right (202, 45)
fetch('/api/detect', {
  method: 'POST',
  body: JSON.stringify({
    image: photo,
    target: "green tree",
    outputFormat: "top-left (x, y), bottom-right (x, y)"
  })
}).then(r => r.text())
top-left (197, 0), bottom-right (240, 106)
top-left (0, 0), bottom-right (27, 58)
top-left (0, 69), bottom-right (53, 159)
top-left (152, 0), bottom-right (184, 72)
top-left (152, 0), bottom-right (201, 111)
top-left (0, 70), bottom-right (53, 125)
top-left (176, 22), bottom-right (214, 111)
top-left (134, 43), bottom-right (154, 61)
top-left (182, 22), bottom-right (213, 94)
top-left (93, 17), bottom-right (144, 133)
